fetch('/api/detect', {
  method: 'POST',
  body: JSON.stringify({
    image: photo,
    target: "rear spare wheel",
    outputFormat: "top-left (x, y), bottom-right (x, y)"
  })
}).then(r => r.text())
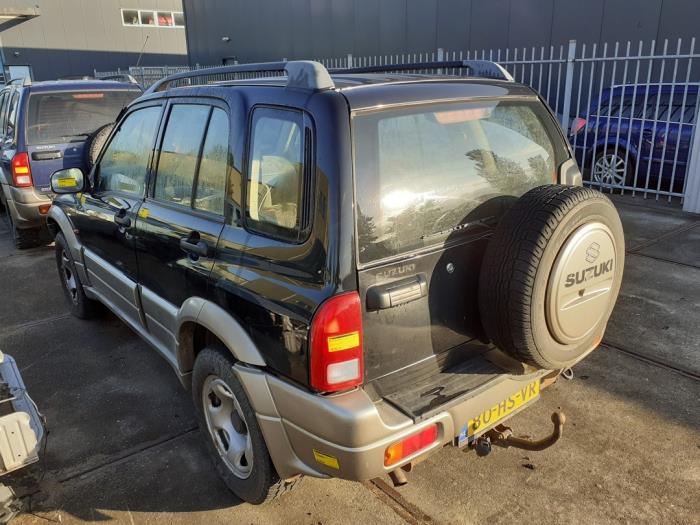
top-left (478, 185), bottom-right (624, 369)
top-left (84, 123), bottom-right (115, 170)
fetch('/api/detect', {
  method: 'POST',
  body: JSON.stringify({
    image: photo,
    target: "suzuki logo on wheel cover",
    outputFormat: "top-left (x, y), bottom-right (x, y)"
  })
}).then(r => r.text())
top-left (585, 242), bottom-right (600, 263)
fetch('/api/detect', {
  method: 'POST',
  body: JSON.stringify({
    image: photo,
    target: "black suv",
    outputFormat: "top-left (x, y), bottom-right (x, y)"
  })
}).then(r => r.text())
top-left (46, 61), bottom-right (624, 504)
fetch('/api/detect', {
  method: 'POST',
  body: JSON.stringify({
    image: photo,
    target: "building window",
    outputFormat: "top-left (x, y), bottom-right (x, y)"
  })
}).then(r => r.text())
top-left (121, 9), bottom-right (184, 28)
top-left (122, 9), bottom-right (139, 25)
top-left (157, 12), bottom-right (173, 26)
top-left (140, 10), bottom-right (156, 25)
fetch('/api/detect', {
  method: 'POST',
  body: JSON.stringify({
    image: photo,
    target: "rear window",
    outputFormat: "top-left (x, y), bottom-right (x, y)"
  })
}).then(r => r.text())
top-left (353, 100), bottom-right (567, 264)
top-left (26, 90), bottom-right (140, 145)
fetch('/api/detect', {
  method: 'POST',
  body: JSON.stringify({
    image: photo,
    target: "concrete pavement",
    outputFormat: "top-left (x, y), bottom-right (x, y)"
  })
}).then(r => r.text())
top-left (1, 198), bottom-right (698, 525)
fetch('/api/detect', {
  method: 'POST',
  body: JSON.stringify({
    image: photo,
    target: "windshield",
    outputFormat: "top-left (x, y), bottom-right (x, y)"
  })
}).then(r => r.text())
top-left (26, 90), bottom-right (140, 145)
top-left (352, 99), bottom-right (567, 264)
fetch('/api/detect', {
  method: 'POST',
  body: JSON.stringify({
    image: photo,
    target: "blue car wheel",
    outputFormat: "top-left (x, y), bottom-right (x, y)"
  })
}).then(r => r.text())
top-left (593, 150), bottom-right (629, 188)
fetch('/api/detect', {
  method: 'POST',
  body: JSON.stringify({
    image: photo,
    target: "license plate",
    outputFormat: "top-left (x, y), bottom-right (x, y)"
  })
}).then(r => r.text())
top-left (458, 379), bottom-right (541, 445)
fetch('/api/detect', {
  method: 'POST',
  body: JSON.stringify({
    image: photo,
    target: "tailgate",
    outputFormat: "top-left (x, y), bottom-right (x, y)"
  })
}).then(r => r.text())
top-left (358, 233), bottom-right (492, 382)
top-left (352, 98), bottom-right (569, 385)
top-left (28, 142), bottom-right (85, 193)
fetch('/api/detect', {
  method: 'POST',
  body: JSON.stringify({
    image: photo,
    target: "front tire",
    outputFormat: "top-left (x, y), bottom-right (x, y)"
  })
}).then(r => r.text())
top-left (55, 233), bottom-right (100, 319)
top-left (192, 347), bottom-right (299, 504)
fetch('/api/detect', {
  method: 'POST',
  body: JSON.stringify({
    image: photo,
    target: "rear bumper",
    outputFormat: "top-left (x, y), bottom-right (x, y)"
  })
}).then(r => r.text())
top-left (235, 361), bottom-right (552, 481)
top-left (2, 184), bottom-right (51, 228)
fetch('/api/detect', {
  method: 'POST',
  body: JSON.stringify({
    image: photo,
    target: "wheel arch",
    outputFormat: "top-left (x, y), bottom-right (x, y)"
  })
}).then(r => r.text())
top-left (176, 298), bottom-right (266, 379)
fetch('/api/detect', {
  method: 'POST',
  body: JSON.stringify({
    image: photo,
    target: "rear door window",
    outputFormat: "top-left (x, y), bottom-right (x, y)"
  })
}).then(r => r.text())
top-left (26, 90), bottom-right (140, 145)
top-left (153, 104), bottom-right (210, 207)
top-left (153, 104), bottom-right (230, 216)
top-left (353, 100), bottom-right (566, 264)
top-left (195, 108), bottom-right (230, 215)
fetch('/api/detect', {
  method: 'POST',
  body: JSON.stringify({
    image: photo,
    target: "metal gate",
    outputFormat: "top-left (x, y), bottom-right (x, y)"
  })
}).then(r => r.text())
top-left (318, 39), bottom-right (700, 213)
top-left (93, 38), bottom-right (700, 213)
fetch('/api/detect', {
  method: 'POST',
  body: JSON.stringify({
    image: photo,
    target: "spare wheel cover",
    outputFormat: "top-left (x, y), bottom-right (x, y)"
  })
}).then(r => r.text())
top-left (546, 222), bottom-right (617, 345)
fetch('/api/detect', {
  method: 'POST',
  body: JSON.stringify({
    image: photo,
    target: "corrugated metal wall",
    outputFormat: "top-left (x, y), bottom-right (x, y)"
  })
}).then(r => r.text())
top-left (0, 0), bottom-right (188, 80)
top-left (183, 0), bottom-right (700, 65)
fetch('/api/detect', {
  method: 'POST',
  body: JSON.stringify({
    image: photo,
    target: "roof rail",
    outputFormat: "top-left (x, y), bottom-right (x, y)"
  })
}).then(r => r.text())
top-left (145, 60), bottom-right (335, 94)
top-left (329, 60), bottom-right (514, 82)
top-left (5, 77), bottom-right (31, 87)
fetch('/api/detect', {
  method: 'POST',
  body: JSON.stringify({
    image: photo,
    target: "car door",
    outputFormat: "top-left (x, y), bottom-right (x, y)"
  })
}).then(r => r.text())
top-left (134, 99), bottom-right (229, 353)
top-left (72, 101), bottom-right (163, 326)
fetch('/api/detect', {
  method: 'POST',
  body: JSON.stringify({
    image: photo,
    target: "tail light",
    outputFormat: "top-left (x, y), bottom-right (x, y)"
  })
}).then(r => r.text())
top-left (384, 424), bottom-right (439, 467)
top-left (309, 292), bottom-right (364, 392)
top-left (570, 117), bottom-right (587, 136)
top-left (11, 152), bottom-right (32, 188)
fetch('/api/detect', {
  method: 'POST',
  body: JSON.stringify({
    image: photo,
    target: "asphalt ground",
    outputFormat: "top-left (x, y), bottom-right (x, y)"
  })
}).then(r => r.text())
top-left (1, 197), bottom-right (698, 525)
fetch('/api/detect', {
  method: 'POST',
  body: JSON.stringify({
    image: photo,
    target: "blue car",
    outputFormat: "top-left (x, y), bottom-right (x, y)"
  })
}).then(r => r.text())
top-left (0, 79), bottom-right (141, 248)
top-left (570, 84), bottom-right (697, 194)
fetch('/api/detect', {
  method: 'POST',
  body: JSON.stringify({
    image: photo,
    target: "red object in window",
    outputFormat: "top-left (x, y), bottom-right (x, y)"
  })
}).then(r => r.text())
top-left (570, 117), bottom-right (588, 136)
top-left (309, 292), bottom-right (364, 392)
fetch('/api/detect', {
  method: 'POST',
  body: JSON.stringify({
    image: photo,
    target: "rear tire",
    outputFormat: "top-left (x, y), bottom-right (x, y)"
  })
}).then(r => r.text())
top-left (84, 123), bottom-right (115, 170)
top-left (479, 185), bottom-right (625, 369)
top-left (55, 232), bottom-right (100, 319)
top-left (192, 347), bottom-right (300, 504)
top-left (12, 226), bottom-right (41, 250)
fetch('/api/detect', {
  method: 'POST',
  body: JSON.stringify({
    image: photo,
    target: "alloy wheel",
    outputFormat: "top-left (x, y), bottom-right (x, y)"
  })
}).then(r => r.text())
top-left (593, 153), bottom-right (627, 187)
top-left (202, 376), bottom-right (254, 479)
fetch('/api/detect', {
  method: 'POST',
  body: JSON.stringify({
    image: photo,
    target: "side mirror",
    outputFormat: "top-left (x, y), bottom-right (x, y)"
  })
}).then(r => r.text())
top-left (51, 168), bottom-right (85, 194)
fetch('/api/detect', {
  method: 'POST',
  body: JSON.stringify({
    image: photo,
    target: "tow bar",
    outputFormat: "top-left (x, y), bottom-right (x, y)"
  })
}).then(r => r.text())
top-left (473, 411), bottom-right (566, 455)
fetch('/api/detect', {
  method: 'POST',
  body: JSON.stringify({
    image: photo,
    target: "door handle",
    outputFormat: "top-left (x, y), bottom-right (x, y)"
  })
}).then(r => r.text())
top-left (180, 237), bottom-right (210, 257)
top-left (366, 274), bottom-right (428, 310)
top-left (114, 210), bottom-right (131, 227)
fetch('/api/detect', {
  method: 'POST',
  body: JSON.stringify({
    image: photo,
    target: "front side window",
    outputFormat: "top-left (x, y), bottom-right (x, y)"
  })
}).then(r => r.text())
top-left (97, 106), bottom-right (161, 195)
top-left (353, 100), bottom-right (566, 264)
top-left (153, 104), bottom-right (210, 207)
top-left (246, 108), bottom-right (306, 241)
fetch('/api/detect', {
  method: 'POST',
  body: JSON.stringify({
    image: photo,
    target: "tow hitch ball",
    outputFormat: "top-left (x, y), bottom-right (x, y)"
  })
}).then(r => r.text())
top-left (472, 411), bottom-right (566, 456)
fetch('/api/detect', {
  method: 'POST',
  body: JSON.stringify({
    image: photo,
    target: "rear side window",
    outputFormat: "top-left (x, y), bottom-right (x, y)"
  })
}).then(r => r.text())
top-left (245, 107), bottom-right (307, 242)
top-left (6, 92), bottom-right (19, 137)
top-left (0, 91), bottom-right (8, 135)
top-left (97, 106), bottom-right (161, 195)
top-left (353, 100), bottom-right (566, 264)
top-left (26, 90), bottom-right (139, 145)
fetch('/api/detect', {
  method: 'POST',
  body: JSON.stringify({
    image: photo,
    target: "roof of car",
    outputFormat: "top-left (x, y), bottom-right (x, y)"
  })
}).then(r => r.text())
top-left (9, 80), bottom-right (141, 93)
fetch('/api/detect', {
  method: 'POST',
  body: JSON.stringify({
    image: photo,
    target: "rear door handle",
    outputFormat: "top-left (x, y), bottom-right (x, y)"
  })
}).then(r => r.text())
top-left (180, 237), bottom-right (210, 257)
top-left (366, 274), bottom-right (428, 310)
